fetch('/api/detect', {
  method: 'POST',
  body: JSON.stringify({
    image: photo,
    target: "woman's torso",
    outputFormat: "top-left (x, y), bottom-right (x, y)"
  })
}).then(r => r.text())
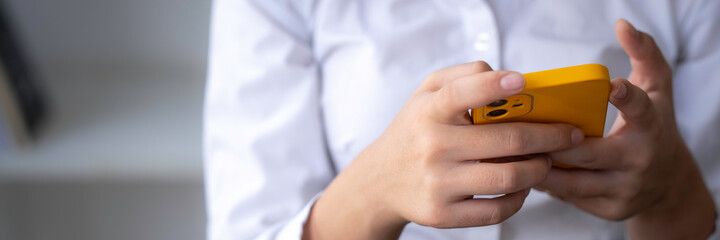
top-left (312, 1), bottom-right (690, 239)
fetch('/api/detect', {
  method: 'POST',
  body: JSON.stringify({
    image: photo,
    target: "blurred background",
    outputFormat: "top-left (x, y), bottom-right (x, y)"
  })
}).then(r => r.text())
top-left (0, 0), bottom-right (211, 239)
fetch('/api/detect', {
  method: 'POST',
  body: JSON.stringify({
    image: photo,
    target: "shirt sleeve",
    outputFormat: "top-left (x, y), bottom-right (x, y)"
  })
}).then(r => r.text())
top-left (672, 0), bottom-right (720, 238)
top-left (203, 0), bottom-right (334, 239)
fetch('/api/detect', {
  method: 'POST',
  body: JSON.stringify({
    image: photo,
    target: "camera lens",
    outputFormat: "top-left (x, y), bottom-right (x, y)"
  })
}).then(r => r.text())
top-left (486, 109), bottom-right (508, 117)
top-left (487, 99), bottom-right (508, 107)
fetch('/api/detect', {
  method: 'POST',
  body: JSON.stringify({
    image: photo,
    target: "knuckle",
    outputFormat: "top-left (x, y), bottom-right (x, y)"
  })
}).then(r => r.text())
top-left (488, 71), bottom-right (506, 86)
top-left (417, 131), bottom-right (450, 160)
top-left (551, 126), bottom-right (572, 149)
top-left (421, 171), bottom-right (447, 196)
top-left (427, 94), bottom-right (450, 120)
top-left (478, 76), bottom-right (501, 97)
top-left (635, 109), bottom-right (653, 123)
top-left (603, 204), bottom-right (634, 221)
top-left (427, 71), bottom-right (444, 83)
top-left (484, 206), bottom-right (506, 225)
top-left (573, 152), bottom-right (599, 168)
top-left (616, 184), bottom-right (641, 201)
top-left (632, 156), bottom-right (652, 171)
top-left (505, 128), bottom-right (530, 153)
top-left (643, 34), bottom-right (658, 48)
top-left (536, 160), bottom-right (551, 180)
top-left (641, 34), bottom-right (663, 59)
top-left (622, 85), bottom-right (639, 103)
top-left (627, 92), bottom-right (656, 122)
top-left (564, 183), bottom-right (583, 196)
top-left (645, 35), bottom-right (664, 61)
top-left (637, 95), bottom-right (654, 115)
top-left (416, 202), bottom-right (451, 228)
top-left (438, 84), bottom-right (460, 110)
top-left (577, 157), bottom-right (597, 169)
top-left (560, 174), bottom-right (585, 196)
top-left (490, 167), bottom-right (518, 191)
top-left (471, 61), bottom-right (492, 72)
top-left (627, 147), bottom-right (653, 170)
top-left (425, 72), bottom-right (446, 91)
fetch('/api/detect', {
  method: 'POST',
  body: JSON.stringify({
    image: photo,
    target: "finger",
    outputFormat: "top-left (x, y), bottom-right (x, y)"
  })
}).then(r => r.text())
top-left (449, 155), bottom-right (550, 195)
top-left (420, 61), bottom-right (494, 92)
top-left (535, 168), bottom-right (618, 198)
top-left (615, 19), bottom-right (672, 93)
top-left (548, 137), bottom-right (627, 169)
top-left (448, 122), bottom-right (584, 160)
top-left (609, 78), bottom-right (658, 128)
top-left (445, 189), bottom-right (530, 228)
top-left (430, 71), bottom-right (525, 123)
top-left (544, 194), bottom-right (632, 221)
top-left (564, 197), bottom-right (634, 221)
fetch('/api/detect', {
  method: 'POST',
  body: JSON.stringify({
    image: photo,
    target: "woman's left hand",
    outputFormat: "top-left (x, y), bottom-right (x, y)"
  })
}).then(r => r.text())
top-left (535, 19), bottom-right (716, 240)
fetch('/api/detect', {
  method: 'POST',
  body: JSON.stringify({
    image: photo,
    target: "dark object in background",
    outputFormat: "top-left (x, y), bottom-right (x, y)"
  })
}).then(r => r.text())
top-left (0, 2), bottom-right (46, 149)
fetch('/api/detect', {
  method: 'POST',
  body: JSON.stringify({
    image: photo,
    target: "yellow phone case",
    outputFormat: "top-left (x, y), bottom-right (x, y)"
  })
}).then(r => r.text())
top-left (472, 64), bottom-right (611, 137)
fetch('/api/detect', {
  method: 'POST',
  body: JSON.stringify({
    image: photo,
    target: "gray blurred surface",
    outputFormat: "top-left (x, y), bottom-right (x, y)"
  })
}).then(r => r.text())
top-left (1, 0), bottom-right (212, 239)
top-left (1, 0), bottom-right (209, 173)
top-left (4, 0), bottom-right (209, 71)
top-left (0, 181), bottom-right (205, 240)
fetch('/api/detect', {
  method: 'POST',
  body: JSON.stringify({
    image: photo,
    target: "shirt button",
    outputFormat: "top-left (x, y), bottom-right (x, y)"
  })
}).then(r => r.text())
top-left (474, 32), bottom-right (491, 52)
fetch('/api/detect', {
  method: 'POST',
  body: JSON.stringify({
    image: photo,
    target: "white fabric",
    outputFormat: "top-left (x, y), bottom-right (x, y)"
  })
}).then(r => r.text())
top-left (203, 0), bottom-right (720, 239)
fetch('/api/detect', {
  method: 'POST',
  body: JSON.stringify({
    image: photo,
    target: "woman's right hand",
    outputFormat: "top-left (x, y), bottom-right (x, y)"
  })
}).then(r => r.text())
top-left (304, 61), bottom-right (585, 240)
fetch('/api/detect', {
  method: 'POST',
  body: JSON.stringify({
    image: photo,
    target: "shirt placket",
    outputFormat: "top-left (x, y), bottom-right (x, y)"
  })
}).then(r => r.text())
top-left (453, 0), bottom-right (502, 70)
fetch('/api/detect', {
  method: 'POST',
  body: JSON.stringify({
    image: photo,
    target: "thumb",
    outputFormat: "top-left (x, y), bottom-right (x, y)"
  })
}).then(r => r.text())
top-left (615, 19), bottom-right (672, 95)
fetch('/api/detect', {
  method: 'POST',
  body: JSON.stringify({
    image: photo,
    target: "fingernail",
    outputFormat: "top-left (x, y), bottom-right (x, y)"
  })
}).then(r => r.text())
top-left (500, 73), bottom-right (525, 91)
top-left (571, 128), bottom-right (584, 145)
top-left (611, 80), bottom-right (628, 100)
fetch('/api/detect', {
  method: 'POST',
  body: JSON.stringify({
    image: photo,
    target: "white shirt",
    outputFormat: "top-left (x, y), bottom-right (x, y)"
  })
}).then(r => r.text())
top-left (203, 0), bottom-right (720, 239)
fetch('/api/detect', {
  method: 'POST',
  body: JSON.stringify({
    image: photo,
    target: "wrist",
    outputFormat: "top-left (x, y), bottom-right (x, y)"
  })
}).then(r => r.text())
top-left (627, 145), bottom-right (716, 239)
top-left (305, 157), bottom-right (408, 239)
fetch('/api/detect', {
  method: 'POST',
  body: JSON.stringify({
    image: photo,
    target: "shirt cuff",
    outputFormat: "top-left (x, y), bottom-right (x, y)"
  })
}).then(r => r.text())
top-left (276, 192), bottom-right (323, 240)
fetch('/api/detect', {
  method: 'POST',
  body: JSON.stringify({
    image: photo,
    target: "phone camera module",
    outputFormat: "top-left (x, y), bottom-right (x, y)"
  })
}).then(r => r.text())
top-left (486, 109), bottom-right (508, 117)
top-left (487, 99), bottom-right (508, 107)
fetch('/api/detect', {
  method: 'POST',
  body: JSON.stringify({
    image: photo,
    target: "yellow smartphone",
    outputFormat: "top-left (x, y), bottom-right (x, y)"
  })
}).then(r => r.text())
top-left (472, 64), bottom-right (611, 137)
